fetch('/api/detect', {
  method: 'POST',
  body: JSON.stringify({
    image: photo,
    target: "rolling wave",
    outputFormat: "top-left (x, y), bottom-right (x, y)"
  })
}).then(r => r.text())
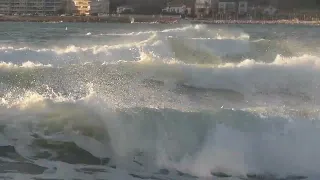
top-left (0, 96), bottom-right (319, 179)
top-left (0, 23), bottom-right (320, 179)
top-left (0, 53), bottom-right (318, 107)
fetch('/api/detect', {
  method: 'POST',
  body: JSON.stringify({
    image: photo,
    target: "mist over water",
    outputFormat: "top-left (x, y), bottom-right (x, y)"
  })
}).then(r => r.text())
top-left (0, 22), bottom-right (320, 179)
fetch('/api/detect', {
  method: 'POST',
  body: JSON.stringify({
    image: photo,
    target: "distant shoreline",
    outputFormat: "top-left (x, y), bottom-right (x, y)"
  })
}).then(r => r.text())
top-left (0, 15), bottom-right (181, 23)
top-left (192, 19), bottom-right (320, 25)
top-left (0, 15), bottom-right (319, 25)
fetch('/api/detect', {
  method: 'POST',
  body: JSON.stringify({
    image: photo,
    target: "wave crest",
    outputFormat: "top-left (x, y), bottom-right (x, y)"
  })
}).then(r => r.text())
top-left (0, 98), bottom-right (319, 178)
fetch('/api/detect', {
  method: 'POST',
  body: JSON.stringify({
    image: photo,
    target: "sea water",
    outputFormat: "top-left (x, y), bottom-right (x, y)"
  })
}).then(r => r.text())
top-left (0, 22), bottom-right (319, 179)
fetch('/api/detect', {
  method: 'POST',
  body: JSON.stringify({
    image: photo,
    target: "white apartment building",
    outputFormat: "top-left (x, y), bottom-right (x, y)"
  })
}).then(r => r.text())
top-left (0, 0), bottom-right (62, 15)
top-left (0, 0), bottom-right (10, 14)
top-left (162, 5), bottom-right (192, 15)
top-left (218, 1), bottom-right (236, 14)
top-left (238, 1), bottom-right (248, 15)
top-left (195, 0), bottom-right (217, 17)
top-left (162, 0), bottom-right (192, 15)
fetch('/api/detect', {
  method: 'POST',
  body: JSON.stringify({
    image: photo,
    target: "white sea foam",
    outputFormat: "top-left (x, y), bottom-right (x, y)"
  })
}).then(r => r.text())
top-left (0, 93), bottom-right (319, 178)
top-left (0, 24), bottom-right (252, 68)
top-left (0, 61), bottom-right (52, 69)
top-left (0, 23), bottom-right (319, 180)
top-left (120, 53), bottom-right (320, 105)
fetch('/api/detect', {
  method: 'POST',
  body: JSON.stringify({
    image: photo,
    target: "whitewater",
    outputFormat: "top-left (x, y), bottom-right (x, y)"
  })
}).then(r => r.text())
top-left (0, 22), bottom-right (320, 180)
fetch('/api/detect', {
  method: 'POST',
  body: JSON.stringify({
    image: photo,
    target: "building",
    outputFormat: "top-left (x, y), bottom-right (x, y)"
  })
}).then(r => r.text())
top-left (116, 5), bottom-right (133, 13)
top-left (162, 0), bottom-right (193, 15)
top-left (162, 5), bottom-right (189, 15)
top-left (66, 0), bottom-right (91, 15)
top-left (238, 1), bottom-right (248, 15)
top-left (0, 0), bottom-right (62, 15)
top-left (72, 0), bottom-right (90, 15)
top-left (124, 0), bottom-right (166, 14)
top-left (218, 0), bottom-right (236, 14)
top-left (0, 0), bottom-right (10, 14)
top-left (90, 0), bottom-right (109, 14)
top-left (108, 0), bottom-right (124, 13)
top-left (263, 5), bottom-right (276, 15)
top-left (43, 0), bottom-right (63, 15)
top-left (195, 0), bottom-right (217, 17)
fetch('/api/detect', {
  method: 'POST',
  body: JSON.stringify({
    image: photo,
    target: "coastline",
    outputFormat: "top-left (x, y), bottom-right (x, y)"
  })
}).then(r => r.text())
top-left (0, 15), bottom-right (320, 25)
top-left (0, 15), bottom-right (182, 23)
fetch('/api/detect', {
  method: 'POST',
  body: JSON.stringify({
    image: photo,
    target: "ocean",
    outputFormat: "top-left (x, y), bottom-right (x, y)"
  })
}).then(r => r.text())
top-left (0, 22), bottom-right (319, 180)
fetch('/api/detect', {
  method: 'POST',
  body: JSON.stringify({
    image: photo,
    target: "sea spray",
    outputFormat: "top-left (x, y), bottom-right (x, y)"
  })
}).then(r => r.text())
top-left (0, 22), bottom-right (319, 180)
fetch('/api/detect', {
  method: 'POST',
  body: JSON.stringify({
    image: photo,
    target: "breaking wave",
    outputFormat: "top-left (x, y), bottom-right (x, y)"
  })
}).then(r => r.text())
top-left (0, 93), bottom-right (319, 179)
top-left (0, 23), bottom-right (320, 179)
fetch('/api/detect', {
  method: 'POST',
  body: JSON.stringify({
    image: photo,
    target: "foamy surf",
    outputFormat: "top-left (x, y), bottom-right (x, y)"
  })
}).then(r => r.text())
top-left (0, 22), bottom-right (319, 179)
top-left (0, 61), bottom-right (52, 69)
top-left (0, 97), bottom-right (318, 179)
